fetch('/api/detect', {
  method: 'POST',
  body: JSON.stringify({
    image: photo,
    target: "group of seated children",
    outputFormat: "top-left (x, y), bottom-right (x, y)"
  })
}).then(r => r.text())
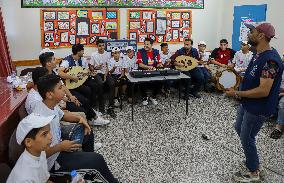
top-left (7, 37), bottom-right (258, 182)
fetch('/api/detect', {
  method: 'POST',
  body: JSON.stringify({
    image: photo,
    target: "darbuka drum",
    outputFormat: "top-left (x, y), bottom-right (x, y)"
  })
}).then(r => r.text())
top-left (175, 56), bottom-right (198, 71)
top-left (216, 69), bottom-right (241, 91)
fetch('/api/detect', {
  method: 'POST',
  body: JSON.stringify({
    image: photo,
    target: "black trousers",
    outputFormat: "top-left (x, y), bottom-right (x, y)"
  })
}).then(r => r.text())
top-left (182, 68), bottom-right (205, 96)
top-left (66, 90), bottom-right (96, 120)
top-left (95, 74), bottom-right (115, 110)
top-left (140, 82), bottom-right (162, 98)
top-left (55, 151), bottom-right (118, 183)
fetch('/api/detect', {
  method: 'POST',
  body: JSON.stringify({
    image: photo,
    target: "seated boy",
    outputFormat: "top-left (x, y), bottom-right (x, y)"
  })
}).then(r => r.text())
top-left (160, 43), bottom-right (172, 68)
top-left (7, 113), bottom-right (55, 183)
top-left (197, 41), bottom-right (213, 91)
top-left (108, 47), bottom-right (128, 107)
top-left (210, 39), bottom-right (236, 67)
top-left (25, 67), bottom-right (49, 115)
top-left (230, 41), bottom-right (253, 75)
top-left (34, 74), bottom-right (118, 182)
top-left (124, 46), bottom-right (138, 103)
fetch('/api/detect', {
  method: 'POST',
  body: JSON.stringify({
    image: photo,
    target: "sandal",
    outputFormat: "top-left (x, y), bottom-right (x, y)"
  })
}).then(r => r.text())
top-left (270, 128), bottom-right (283, 139)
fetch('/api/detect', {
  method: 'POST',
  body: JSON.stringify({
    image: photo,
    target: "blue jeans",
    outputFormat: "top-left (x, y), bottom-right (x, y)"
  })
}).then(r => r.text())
top-left (276, 96), bottom-right (284, 126)
top-left (235, 105), bottom-right (266, 172)
top-left (183, 67), bottom-right (205, 95)
top-left (199, 67), bottom-right (212, 83)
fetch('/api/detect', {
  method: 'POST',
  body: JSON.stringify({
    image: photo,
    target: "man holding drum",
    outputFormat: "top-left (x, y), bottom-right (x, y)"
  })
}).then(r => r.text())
top-left (225, 23), bottom-right (283, 182)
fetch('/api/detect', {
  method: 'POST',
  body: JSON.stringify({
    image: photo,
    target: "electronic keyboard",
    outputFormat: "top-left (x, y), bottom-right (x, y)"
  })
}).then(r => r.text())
top-left (130, 69), bottom-right (180, 78)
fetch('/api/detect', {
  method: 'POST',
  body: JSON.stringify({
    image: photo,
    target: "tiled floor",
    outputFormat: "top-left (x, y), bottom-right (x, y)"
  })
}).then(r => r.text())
top-left (94, 92), bottom-right (284, 183)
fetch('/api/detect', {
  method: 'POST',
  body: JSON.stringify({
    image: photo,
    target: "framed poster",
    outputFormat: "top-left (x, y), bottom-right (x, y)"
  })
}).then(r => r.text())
top-left (146, 21), bottom-right (154, 33)
top-left (44, 22), bottom-right (54, 31)
top-left (129, 32), bottom-right (137, 40)
top-left (58, 12), bottom-right (69, 20)
top-left (171, 20), bottom-right (180, 28)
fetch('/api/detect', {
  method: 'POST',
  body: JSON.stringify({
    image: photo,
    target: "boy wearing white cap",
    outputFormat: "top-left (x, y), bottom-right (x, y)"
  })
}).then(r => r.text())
top-left (124, 46), bottom-right (138, 103)
top-left (108, 47), bottom-right (128, 106)
top-left (7, 113), bottom-right (55, 183)
top-left (231, 41), bottom-right (253, 75)
top-left (197, 41), bottom-right (213, 91)
top-left (125, 46), bottom-right (138, 72)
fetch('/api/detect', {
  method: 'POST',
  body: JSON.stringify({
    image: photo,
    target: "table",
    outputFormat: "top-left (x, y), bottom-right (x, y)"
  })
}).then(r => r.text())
top-left (0, 78), bottom-right (27, 163)
top-left (126, 73), bottom-right (190, 121)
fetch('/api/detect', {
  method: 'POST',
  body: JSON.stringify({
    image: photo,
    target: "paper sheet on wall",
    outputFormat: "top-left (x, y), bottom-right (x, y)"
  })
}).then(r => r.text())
top-left (239, 17), bottom-right (255, 42)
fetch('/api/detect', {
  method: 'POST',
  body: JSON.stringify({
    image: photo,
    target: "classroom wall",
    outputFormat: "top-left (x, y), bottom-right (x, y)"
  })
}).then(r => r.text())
top-left (1, 0), bottom-right (228, 61)
top-left (222, 0), bottom-right (284, 54)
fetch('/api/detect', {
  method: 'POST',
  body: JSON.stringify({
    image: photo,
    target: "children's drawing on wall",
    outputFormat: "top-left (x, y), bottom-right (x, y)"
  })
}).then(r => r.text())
top-left (44, 11), bottom-right (56, 20)
top-left (156, 19), bottom-right (167, 35)
top-left (69, 35), bottom-right (76, 45)
top-left (77, 21), bottom-right (89, 36)
top-left (60, 32), bottom-right (69, 43)
top-left (58, 22), bottom-right (70, 30)
top-left (44, 22), bottom-right (54, 31)
top-left (44, 32), bottom-right (54, 42)
top-left (58, 11), bottom-right (69, 20)
top-left (106, 22), bottom-right (117, 30)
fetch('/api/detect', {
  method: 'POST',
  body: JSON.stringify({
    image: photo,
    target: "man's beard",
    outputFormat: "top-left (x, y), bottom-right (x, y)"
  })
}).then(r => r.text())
top-left (185, 47), bottom-right (191, 50)
top-left (248, 38), bottom-right (258, 47)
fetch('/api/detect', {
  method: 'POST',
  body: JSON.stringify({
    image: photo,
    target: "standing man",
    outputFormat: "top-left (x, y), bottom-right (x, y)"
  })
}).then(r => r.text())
top-left (171, 38), bottom-right (205, 98)
top-left (225, 23), bottom-right (283, 182)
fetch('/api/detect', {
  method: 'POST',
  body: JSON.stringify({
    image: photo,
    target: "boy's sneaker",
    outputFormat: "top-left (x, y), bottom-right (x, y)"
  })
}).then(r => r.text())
top-left (142, 97), bottom-right (149, 106)
top-left (114, 98), bottom-right (120, 107)
top-left (93, 109), bottom-right (103, 116)
top-left (107, 107), bottom-right (116, 118)
top-left (149, 97), bottom-right (158, 105)
top-left (94, 142), bottom-right (102, 151)
top-left (89, 116), bottom-right (110, 126)
top-left (233, 170), bottom-right (260, 182)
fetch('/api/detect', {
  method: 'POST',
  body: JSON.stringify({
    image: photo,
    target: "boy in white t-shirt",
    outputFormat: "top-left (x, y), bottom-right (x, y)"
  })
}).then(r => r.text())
top-left (197, 41), bottom-right (213, 91)
top-left (108, 47), bottom-right (128, 107)
top-left (124, 46), bottom-right (138, 103)
top-left (231, 41), bottom-right (253, 74)
top-left (124, 46), bottom-right (137, 72)
top-left (160, 43), bottom-right (172, 68)
top-left (7, 113), bottom-right (55, 183)
top-left (89, 39), bottom-right (116, 118)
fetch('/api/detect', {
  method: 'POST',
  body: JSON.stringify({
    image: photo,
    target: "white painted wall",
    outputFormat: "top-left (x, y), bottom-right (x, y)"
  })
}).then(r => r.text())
top-left (1, 0), bottom-right (227, 60)
top-left (222, 0), bottom-right (284, 54)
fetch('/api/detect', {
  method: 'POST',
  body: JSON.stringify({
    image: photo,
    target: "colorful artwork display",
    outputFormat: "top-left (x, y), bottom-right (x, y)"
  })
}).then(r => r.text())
top-left (127, 9), bottom-right (192, 44)
top-left (23, 0), bottom-right (204, 9)
top-left (41, 9), bottom-right (119, 48)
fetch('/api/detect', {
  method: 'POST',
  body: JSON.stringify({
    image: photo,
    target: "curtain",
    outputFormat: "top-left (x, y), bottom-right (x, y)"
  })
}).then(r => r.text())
top-left (0, 7), bottom-right (13, 77)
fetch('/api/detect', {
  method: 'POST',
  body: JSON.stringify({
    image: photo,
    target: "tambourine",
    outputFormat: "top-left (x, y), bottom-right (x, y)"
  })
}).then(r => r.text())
top-left (175, 56), bottom-right (198, 71)
top-left (216, 68), bottom-right (241, 91)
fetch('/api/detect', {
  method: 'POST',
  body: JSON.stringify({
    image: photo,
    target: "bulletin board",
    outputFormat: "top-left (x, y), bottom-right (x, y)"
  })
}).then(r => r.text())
top-left (23, 0), bottom-right (204, 9)
top-left (127, 9), bottom-right (192, 44)
top-left (41, 9), bottom-right (120, 48)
